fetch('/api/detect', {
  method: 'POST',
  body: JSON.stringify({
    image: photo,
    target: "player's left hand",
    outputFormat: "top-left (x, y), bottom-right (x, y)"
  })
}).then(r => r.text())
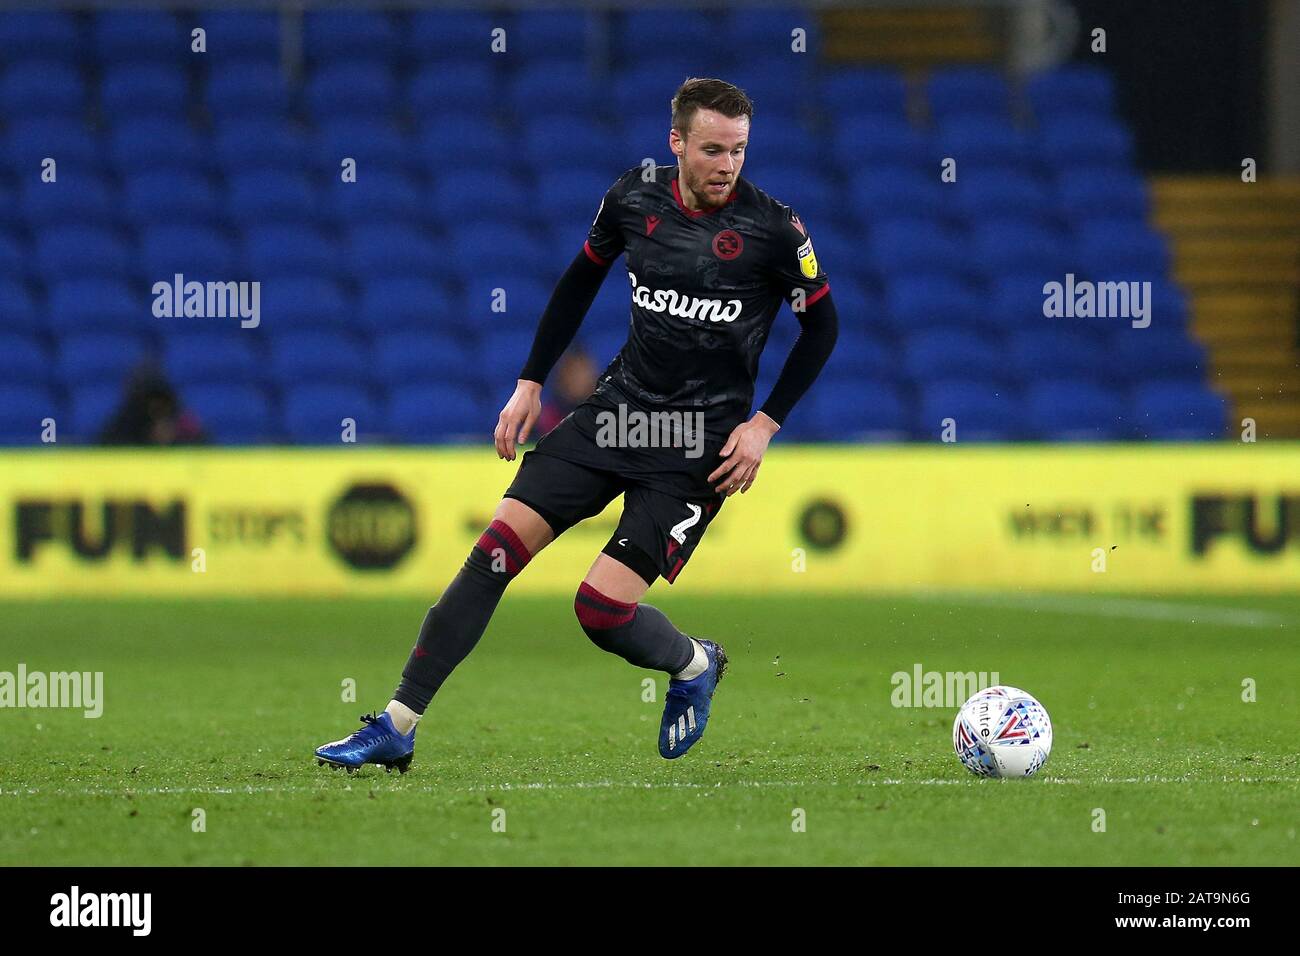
top-left (708, 412), bottom-right (779, 497)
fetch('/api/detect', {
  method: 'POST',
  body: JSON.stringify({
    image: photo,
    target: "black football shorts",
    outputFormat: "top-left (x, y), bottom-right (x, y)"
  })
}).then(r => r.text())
top-left (502, 393), bottom-right (726, 586)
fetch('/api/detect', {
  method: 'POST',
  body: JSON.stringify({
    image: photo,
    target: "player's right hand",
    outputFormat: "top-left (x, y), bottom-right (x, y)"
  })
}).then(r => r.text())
top-left (494, 380), bottom-right (543, 461)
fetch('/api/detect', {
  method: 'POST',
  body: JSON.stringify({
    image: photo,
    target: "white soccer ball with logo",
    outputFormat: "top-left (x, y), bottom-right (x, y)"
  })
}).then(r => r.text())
top-left (952, 685), bottom-right (1052, 778)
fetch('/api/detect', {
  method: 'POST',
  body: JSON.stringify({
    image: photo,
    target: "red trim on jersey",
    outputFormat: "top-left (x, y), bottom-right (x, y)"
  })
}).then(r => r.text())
top-left (672, 176), bottom-right (739, 218)
top-left (804, 282), bottom-right (831, 307)
top-left (583, 240), bottom-right (609, 266)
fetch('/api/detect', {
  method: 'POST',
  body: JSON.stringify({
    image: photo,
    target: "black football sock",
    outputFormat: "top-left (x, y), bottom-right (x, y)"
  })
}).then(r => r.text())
top-left (574, 582), bottom-right (695, 674)
top-left (393, 519), bottom-right (533, 713)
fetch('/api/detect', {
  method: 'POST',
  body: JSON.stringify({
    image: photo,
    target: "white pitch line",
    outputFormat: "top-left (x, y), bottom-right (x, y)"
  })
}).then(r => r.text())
top-left (2, 776), bottom-right (1297, 798)
top-left (909, 592), bottom-right (1293, 629)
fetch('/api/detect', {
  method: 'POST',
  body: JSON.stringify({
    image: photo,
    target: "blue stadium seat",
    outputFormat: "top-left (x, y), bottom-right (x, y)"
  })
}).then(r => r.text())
top-left (611, 61), bottom-right (720, 120)
top-left (461, 277), bottom-right (553, 330)
top-left (512, 10), bottom-right (596, 61)
top-left (109, 119), bottom-right (209, 172)
top-left (508, 63), bottom-right (601, 117)
top-left (183, 384), bottom-right (277, 443)
top-left (616, 12), bottom-right (723, 66)
top-left (936, 116), bottom-right (1032, 168)
top-left (902, 328), bottom-right (1004, 383)
top-left (534, 168), bottom-right (618, 223)
top-left (821, 68), bottom-right (908, 118)
top-left (0, 333), bottom-right (49, 386)
top-left (1039, 116), bottom-right (1134, 170)
top-left (753, 166), bottom-right (837, 226)
top-left (478, 330), bottom-right (541, 384)
top-left (1008, 329), bottom-right (1110, 383)
top-left (140, 225), bottom-right (237, 278)
top-left (200, 12), bottom-right (281, 62)
top-left (34, 226), bottom-right (132, 281)
top-left (387, 383), bottom-right (487, 442)
top-left (868, 219), bottom-right (971, 281)
top-left (0, 61), bottom-right (85, 117)
top-left (282, 384), bottom-right (379, 443)
top-left (1074, 221), bottom-right (1169, 276)
top-left (455, 224), bottom-right (552, 280)
top-left (988, 274), bottom-right (1061, 331)
top-left (414, 114), bottom-right (509, 170)
top-left (805, 378), bottom-right (909, 441)
top-left (163, 333), bottom-right (264, 386)
top-left (409, 62), bottom-right (499, 115)
top-left (927, 67), bottom-right (1011, 120)
top-left (226, 171), bottom-right (317, 224)
top-left (92, 11), bottom-right (187, 63)
top-left (971, 220), bottom-right (1071, 280)
top-left (1107, 329), bottom-right (1206, 383)
top-left (205, 65), bottom-right (291, 119)
top-left (0, 385), bottom-right (57, 445)
top-left (750, 115), bottom-right (822, 166)
top-left (1, 118), bottom-right (100, 177)
top-left (55, 332), bottom-right (149, 386)
top-left (1130, 383), bottom-right (1227, 439)
top-left (344, 225), bottom-right (441, 279)
top-left (243, 225), bottom-right (340, 278)
top-left (884, 276), bottom-right (982, 333)
top-left (358, 278), bottom-right (457, 332)
top-left (953, 170), bottom-right (1054, 225)
top-left (213, 119), bottom-right (308, 171)
top-left (1027, 65), bottom-right (1117, 121)
top-left (0, 232), bottom-right (26, 279)
top-left (67, 384), bottom-right (124, 440)
top-left (374, 332), bottom-right (478, 386)
top-left (306, 62), bottom-right (397, 118)
top-left (1025, 380), bottom-right (1128, 440)
top-left (522, 117), bottom-right (620, 168)
top-left (256, 277), bottom-right (350, 331)
top-left (823, 329), bottom-right (895, 380)
top-left (1056, 169), bottom-right (1150, 222)
top-left (48, 279), bottom-right (148, 333)
top-left (0, 279), bottom-right (39, 331)
top-left (19, 173), bottom-right (117, 226)
top-left (834, 115), bottom-right (931, 171)
top-left (311, 119), bottom-right (409, 174)
top-left (121, 170), bottom-right (222, 226)
top-left (725, 67), bottom-right (812, 119)
top-left (325, 170), bottom-right (424, 224)
top-left (916, 380), bottom-right (1023, 440)
top-left (100, 63), bottom-right (187, 117)
top-left (269, 331), bottom-right (371, 386)
top-left (304, 11), bottom-right (399, 61)
top-left (0, 13), bottom-right (81, 63)
top-left (431, 167), bottom-right (533, 222)
top-left (406, 11), bottom-right (496, 62)
top-left (848, 167), bottom-right (945, 220)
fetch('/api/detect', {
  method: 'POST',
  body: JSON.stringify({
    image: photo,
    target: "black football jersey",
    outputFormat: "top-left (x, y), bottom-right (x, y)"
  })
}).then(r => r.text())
top-left (583, 164), bottom-right (830, 439)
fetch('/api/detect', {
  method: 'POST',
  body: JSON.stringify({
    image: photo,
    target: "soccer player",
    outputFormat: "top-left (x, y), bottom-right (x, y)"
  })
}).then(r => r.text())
top-left (315, 78), bottom-right (838, 773)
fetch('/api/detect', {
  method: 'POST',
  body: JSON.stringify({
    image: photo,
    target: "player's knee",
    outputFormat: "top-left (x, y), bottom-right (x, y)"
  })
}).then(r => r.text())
top-left (574, 581), bottom-right (638, 649)
top-left (468, 518), bottom-right (534, 582)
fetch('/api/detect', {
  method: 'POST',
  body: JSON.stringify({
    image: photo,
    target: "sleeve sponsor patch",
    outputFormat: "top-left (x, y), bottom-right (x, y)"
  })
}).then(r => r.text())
top-left (796, 237), bottom-right (818, 279)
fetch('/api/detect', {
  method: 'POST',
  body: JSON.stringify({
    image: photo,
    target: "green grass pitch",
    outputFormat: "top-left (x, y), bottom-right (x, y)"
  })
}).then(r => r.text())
top-left (1, 593), bottom-right (1296, 866)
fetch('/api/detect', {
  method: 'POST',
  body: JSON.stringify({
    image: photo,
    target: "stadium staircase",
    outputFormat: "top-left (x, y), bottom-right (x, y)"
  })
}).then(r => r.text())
top-left (1153, 176), bottom-right (1300, 437)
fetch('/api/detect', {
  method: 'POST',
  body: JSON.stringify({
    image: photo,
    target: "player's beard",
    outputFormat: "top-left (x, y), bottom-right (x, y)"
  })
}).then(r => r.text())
top-left (686, 168), bottom-right (734, 209)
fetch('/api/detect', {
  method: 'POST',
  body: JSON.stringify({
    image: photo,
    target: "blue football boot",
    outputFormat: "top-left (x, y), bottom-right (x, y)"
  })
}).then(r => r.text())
top-left (659, 639), bottom-right (728, 759)
top-left (315, 712), bottom-right (415, 774)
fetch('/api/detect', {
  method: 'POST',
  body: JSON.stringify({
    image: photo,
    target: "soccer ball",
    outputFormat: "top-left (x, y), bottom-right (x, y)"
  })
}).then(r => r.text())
top-left (952, 685), bottom-right (1052, 778)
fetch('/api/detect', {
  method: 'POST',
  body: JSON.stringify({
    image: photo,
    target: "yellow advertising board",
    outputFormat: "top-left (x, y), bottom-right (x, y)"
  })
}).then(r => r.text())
top-left (0, 445), bottom-right (1296, 596)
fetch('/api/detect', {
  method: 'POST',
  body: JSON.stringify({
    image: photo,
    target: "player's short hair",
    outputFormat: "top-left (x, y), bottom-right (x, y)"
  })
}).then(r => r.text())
top-left (670, 78), bottom-right (753, 139)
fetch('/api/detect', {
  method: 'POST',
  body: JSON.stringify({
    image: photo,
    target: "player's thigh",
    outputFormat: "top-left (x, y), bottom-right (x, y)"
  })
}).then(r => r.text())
top-left (598, 485), bottom-right (722, 590)
top-left (501, 446), bottom-right (624, 545)
top-left (581, 552), bottom-right (652, 604)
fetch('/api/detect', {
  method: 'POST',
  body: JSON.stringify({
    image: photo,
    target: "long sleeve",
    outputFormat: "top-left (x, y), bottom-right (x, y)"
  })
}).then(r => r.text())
top-left (758, 288), bottom-right (839, 426)
top-left (517, 247), bottom-right (611, 385)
